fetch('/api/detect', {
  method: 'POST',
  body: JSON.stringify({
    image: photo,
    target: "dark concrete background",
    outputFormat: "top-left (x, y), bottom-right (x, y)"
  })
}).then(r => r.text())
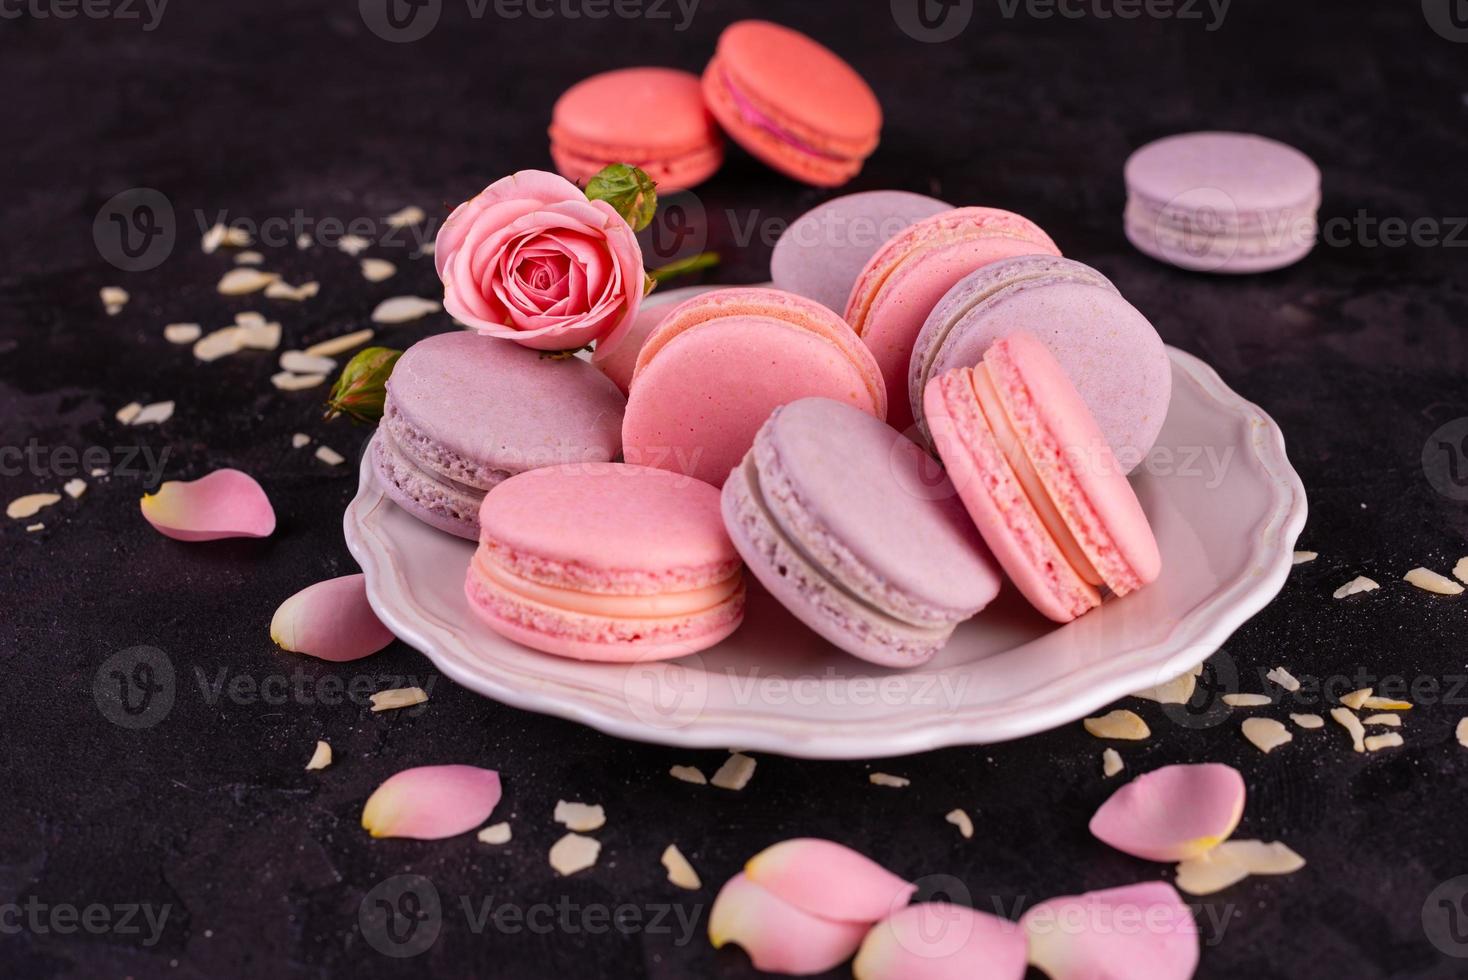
top-left (3, 1), bottom-right (1468, 977)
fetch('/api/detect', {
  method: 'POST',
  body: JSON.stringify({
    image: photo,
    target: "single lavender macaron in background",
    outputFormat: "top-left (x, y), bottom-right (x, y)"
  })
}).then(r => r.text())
top-left (770, 190), bottom-right (951, 314)
top-left (702, 20), bottom-right (882, 187)
top-left (374, 332), bottom-right (626, 540)
top-left (1124, 131), bottom-right (1321, 274)
top-left (723, 397), bottom-right (1000, 668)
top-left (466, 463), bottom-right (745, 662)
top-left (550, 67), bottom-right (723, 192)
top-left (925, 332), bottom-right (1161, 623)
top-left (909, 254), bottom-right (1171, 470)
top-left (843, 207), bottom-right (1060, 432)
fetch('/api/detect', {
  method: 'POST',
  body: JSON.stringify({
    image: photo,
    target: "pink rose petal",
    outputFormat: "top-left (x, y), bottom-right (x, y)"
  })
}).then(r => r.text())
top-left (139, 468), bottom-right (275, 541)
top-left (709, 872), bottom-right (866, 976)
top-left (1020, 882), bottom-right (1200, 980)
top-left (361, 765), bottom-right (502, 840)
top-left (271, 573), bottom-right (395, 662)
top-left (853, 903), bottom-right (1027, 980)
top-left (745, 838), bottom-right (916, 923)
top-left (1090, 763), bottom-right (1246, 862)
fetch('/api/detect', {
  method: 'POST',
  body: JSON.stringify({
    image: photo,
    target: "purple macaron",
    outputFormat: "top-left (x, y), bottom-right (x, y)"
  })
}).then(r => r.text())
top-left (908, 255), bottom-right (1171, 472)
top-left (722, 397), bottom-right (1000, 667)
top-left (770, 189), bottom-right (950, 313)
top-left (374, 332), bottom-right (626, 540)
top-left (1124, 131), bottom-right (1321, 274)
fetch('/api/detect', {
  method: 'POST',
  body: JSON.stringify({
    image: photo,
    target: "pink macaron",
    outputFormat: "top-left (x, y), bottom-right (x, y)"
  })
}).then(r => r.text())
top-left (550, 67), bottom-right (723, 192)
top-left (924, 331), bottom-right (1161, 623)
top-left (466, 463), bottom-right (745, 662)
top-left (374, 332), bottom-right (626, 540)
top-left (591, 284), bottom-right (723, 395)
top-left (702, 20), bottom-right (881, 187)
top-left (622, 287), bottom-right (887, 487)
top-left (844, 207), bottom-right (1060, 432)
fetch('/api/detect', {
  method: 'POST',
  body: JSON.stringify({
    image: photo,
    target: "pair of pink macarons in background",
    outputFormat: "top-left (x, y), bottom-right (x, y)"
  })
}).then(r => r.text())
top-left (549, 20), bottom-right (882, 190)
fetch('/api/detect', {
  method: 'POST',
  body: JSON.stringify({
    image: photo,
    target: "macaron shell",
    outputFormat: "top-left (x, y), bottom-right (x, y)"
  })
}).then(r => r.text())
top-left (770, 190), bottom-right (951, 313)
top-left (591, 284), bottom-right (722, 395)
top-left (1123, 213), bottom-right (1316, 274)
top-left (1124, 131), bottom-right (1320, 216)
top-left (372, 432), bottom-right (484, 541)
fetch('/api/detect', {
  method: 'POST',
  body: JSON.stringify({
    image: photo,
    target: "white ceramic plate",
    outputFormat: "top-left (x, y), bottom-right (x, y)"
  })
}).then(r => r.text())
top-left (345, 310), bottom-right (1306, 760)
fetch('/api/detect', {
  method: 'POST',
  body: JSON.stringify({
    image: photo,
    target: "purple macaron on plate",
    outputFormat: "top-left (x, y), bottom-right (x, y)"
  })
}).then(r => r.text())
top-left (345, 285), bottom-right (1306, 759)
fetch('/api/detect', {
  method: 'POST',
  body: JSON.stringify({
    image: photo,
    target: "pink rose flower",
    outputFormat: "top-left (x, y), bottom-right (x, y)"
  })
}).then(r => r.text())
top-left (435, 170), bottom-right (645, 352)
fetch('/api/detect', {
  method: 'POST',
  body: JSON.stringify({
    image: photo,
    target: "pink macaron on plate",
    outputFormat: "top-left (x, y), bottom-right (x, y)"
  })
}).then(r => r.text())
top-left (345, 285), bottom-right (1306, 759)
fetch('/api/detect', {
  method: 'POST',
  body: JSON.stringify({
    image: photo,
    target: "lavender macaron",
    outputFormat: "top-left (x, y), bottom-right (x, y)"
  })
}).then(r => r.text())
top-left (722, 397), bottom-right (1000, 668)
top-left (770, 190), bottom-right (950, 313)
top-left (1124, 131), bottom-right (1321, 274)
top-left (908, 255), bottom-right (1171, 471)
top-left (374, 332), bottom-right (626, 540)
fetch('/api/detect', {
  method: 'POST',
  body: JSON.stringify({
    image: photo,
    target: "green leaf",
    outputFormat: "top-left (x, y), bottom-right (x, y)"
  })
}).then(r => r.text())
top-left (324, 346), bottom-right (402, 424)
top-left (585, 164), bottom-right (658, 232)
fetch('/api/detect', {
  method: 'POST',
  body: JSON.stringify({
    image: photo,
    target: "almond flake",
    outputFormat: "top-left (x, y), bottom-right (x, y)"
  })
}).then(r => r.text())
top-left (1290, 713), bottom-right (1325, 729)
top-left (710, 752), bottom-right (756, 790)
top-left (25, 523), bottom-right (43, 532)
top-left (234, 250), bottom-right (264, 265)
top-left (1455, 557), bottom-right (1468, 586)
top-left (193, 327), bottom-right (246, 362)
top-left (1333, 576), bottom-right (1379, 599)
top-left (217, 268), bottom-right (278, 296)
top-left (62, 479), bottom-right (86, 499)
top-left (1175, 840), bottom-right (1305, 896)
top-left (416, 242), bottom-right (436, 257)
top-left (271, 372), bottom-right (327, 391)
top-left (553, 800), bottom-right (606, 832)
top-left (1292, 551), bottom-right (1318, 564)
top-left (386, 205), bottom-right (426, 228)
top-left (669, 765), bottom-right (706, 785)
top-left (280, 350), bottom-right (337, 374)
top-left (164, 322), bottom-right (202, 344)
top-left (1339, 688), bottom-right (1372, 709)
top-left (477, 822), bottom-right (512, 845)
top-left (362, 258), bottom-right (397, 282)
top-left (89, 467), bottom-right (106, 477)
top-left (202, 223), bottom-right (250, 253)
top-left (548, 833), bottom-right (600, 876)
top-left (100, 286), bottom-right (129, 315)
top-left (264, 279), bottom-right (320, 302)
top-left (1457, 718), bottom-right (1468, 748)
top-left (1223, 693), bottom-right (1273, 708)
top-left (369, 686), bottom-right (427, 712)
top-left (1266, 667), bottom-right (1301, 692)
top-left (1242, 717), bottom-right (1292, 754)
top-left (1102, 748), bottom-right (1124, 777)
top-left (869, 772), bottom-right (909, 788)
top-left (132, 401), bottom-right (175, 426)
top-left (945, 808), bottom-right (974, 839)
top-left (1362, 714), bottom-right (1401, 727)
top-left (1364, 732), bottom-right (1403, 752)
top-left (296, 233), bottom-right (313, 250)
top-left (337, 234), bottom-right (371, 256)
top-left (291, 433), bottom-right (311, 449)
top-left (1130, 672), bottom-right (1196, 705)
top-left (314, 445), bottom-right (346, 466)
top-left (1331, 707), bottom-right (1366, 752)
top-left (305, 740), bottom-right (332, 770)
top-left (1404, 567), bottom-right (1464, 595)
top-left (371, 295), bottom-right (441, 324)
top-left (238, 321), bottom-right (282, 351)
top-left (7, 493), bottom-right (61, 520)
top-left (304, 328), bottom-right (373, 358)
top-left (661, 844), bottom-right (700, 890)
top-left (235, 311), bottom-right (266, 327)
top-left (1083, 709), bottom-right (1150, 740)
top-left (1361, 696), bottom-right (1411, 711)
top-left (115, 401), bottom-right (142, 424)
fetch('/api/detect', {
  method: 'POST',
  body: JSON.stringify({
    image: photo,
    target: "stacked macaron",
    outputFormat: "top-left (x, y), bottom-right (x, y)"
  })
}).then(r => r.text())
top-left (549, 20), bottom-right (883, 190)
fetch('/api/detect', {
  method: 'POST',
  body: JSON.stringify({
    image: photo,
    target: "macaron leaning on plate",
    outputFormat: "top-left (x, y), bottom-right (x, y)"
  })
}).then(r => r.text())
top-left (622, 287), bottom-right (887, 487)
top-left (723, 397), bottom-right (1000, 667)
top-left (550, 67), bottom-right (723, 192)
top-left (702, 20), bottom-right (882, 187)
top-left (374, 332), bottom-right (626, 540)
top-left (924, 331), bottom-right (1161, 623)
top-left (908, 254), bottom-right (1171, 470)
top-left (770, 189), bottom-right (951, 314)
top-left (844, 207), bottom-right (1060, 432)
top-left (1123, 131), bottom-right (1321, 274)
top-left (466, 463), bottom-right (745, 662)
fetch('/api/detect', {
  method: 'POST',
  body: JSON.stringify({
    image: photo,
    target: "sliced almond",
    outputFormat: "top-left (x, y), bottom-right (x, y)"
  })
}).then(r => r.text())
top-left (132, 401), bottom-right (175, 426)
top-left (548, 833), bottom-right (600, 876)
top-left (1223, 693), bottom-right (1273, 708)
top-left (710, 753), bottom-right (756, 790)
top-left (1083, 709), bottom-right (1150, 740)
top-left (1339, 688), bottom-right (1372, 710)
top-left (669, 765), bottom-right (706, 785)
top-left (1333, 576), bottom-right (1380, 599)
top-left (217, 268), bottom-right (278, 296)
top-left (164, 322), bottom-right (202, 344)
top-left (304, 328), bottom-right (374, 358)
top-left (264, 280), bottom-right (320, 302)
top-left (1331, 707), bottom-right (1366, 752)
top-left (1292, 551), bottom-right (1318, 564)
top-left (1404, 567), bottom-right (1464, 595)
top-left (7, 493), bottom-right (61, 520)
top-left (296, 233), bottom-right (313, 250)
top-left (238, 321), bottom-right (282, 351)
top-left (869, 772), bottom-right (910, 788)
top-left (1362, 714), bottom-right (1401, 727)
top-left (271, 372), bottom-right (327, 391)
top-left (115, 401), bottom-right (142, 424)
top-left (1457, 717), bottom-right (1468, 748)
top-left (234, 250), bottom-right (264, 265)
top-left (1129, 672), bottom-right (1196, 705)
top-left (1176, 840), bottom-right (1305, 896)
top-left (553, 800), bottom-right (606, 832)
top-left (235, 311), bottom-right (266, 327)
top-left (1266, 667), bottom-right (1301, 693)
top-left (1364, 732), bottom-right (1404, 752)
top-left (1289, 713), bottom-right (1324, 729)
top-left (945, 808), bottom-right (974, 839)
top-left (1242, 717), bottom-right (1292, 754)
top-left (100, 286), bottom-right (129, 313)
top-left (291, 433), bottom-right (311, 449)
top-left (661, 844), bottom-right (700, 890)
top-left (279, 350), bottom-right (337, 375)
top-left (1102, 747), bottom-right (1124, 777)
top-left (1454, 557), bottom-right (1468, 586)
top-left (369, 686), bottom-right (427, 712)
top-left (477, 822), bottom-right (512, 845)
top-left (337, 234), bottom-right (371, 256)
top-left (193, 326), bottom-right (246, 362)
top-left (305, 740), bottom-right (332, 770)
top-left (1361, 696), bottom-right (1411, 711)
top-left (372, 295), bottom-right (441, 324)
top-left (26, 523), bottom-right (43, 533)
top-left (315, 445), bottom-right (346, 466)
top-left (386, 205), bottom-right (426, 228)
top-left (361, 258), bottom-right (397, 282)
top-left (202, 223), bottom-right (250, 253)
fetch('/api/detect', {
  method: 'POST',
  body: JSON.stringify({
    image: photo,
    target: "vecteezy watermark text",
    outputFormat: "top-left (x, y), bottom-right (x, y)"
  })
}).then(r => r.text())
top-left (0, 898), bottom-right (171, 947)
top-left (0, 0), bottom-right (168, 31)
top-left (358, 0), bottom-right (698, 44)
top-left (0, 441), bottom-right (170, 486)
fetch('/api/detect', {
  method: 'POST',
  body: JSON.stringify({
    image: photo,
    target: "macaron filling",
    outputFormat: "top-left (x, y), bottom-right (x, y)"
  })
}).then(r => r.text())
top-left (718, 68), bottom-right (849, 163)
top-left (472, 549), bottom-right (742, 620)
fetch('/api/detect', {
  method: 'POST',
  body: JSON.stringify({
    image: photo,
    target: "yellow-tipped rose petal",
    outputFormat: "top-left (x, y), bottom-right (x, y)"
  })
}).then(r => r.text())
top-left (140, 469), bottom-right (275, 541)
top-left (1090, 763), bottom-right (1245, 862)
top-left (1021, 882), bottom-right (1199, 980)
top-left (745, 838), bottom-right (915, 923)
top-left (361, 765), bottom-right (501, 840)
top-left (709, 872), bottom-right (866, 975)
top-left (853, 903), bottom-right (1027, 980)
top-left (271, 573), bottom-right (394, 662)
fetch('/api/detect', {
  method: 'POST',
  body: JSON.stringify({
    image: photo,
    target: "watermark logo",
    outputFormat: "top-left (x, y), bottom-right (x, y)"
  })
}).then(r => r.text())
top-left (1423, 0), bottom-right (1468, 42)
top-left (1154, 649), bottom-right (1238, 730)
top-left (93, 188), bottom-right (175, 272)
top-left (639, 189), bottom-right (709, 269)
top-left (360, 875), bottom-right (442, 958)
top-left (891, 0), bottom-right (975, 42)
top-left (1422, 418), bottom-right (1468, 501)
top-left (360, 0), bottom-right (698, 42)
top-left (360, 0), bottom-right (442, 42)
top-left (622, 652), bottom-right (709, 730)
top-left (1423, 875), bottom-right (1468, 957)
top-left (93, 646), bottom-right (175, 730)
